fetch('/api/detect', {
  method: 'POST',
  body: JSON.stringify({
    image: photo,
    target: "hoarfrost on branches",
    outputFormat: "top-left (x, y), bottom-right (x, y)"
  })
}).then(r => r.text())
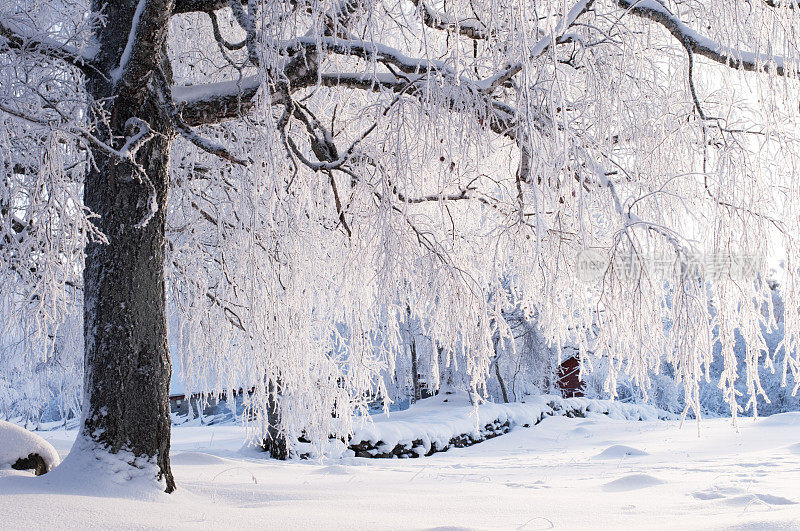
top-left (1, 0), bottom-right (800, 450)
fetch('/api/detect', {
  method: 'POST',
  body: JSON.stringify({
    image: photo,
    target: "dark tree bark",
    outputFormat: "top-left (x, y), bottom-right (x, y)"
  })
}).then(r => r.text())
top-left (80, 0), bottom-right (177, 492)
top-left (493, 357), bottom-right (510, 404)
top-left (262, 378), bottom-right (288, 460)
top-left (410, 338), bottom-right (421, 403)
top-left (492, 338), bottom-right (510, 404)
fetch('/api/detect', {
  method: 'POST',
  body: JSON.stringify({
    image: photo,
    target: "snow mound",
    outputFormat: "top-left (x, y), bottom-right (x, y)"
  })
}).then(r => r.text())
top-left (1, 435), bottom-right (171, 500)
top-left (0, 421), bottom-right (60, 474)
top-left (592, 445), bottom-right (649, 460)
top-left (602, 474), bottom-right (664, 492)
top-left (787, 443), bottom-right (800, 455)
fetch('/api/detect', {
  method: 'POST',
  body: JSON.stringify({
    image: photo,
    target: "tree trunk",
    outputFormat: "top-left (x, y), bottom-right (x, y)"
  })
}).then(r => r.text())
top-left (494, 357), bottom-right (510, 404)
top-left (263, 378), bottom-right (288, 459)
top-left (79, 0), bottom-right (176, 492)
top-left (410, 338), bottom-right (421, 403)
top-left (492, 339), bottom-right (509, 403)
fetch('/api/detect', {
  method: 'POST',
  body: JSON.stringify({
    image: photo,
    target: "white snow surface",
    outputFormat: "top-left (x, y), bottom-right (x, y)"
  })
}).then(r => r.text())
top-left (0, 420), bottom-right (60, 472)
top-left (2, 404), bottom-right (800, 528)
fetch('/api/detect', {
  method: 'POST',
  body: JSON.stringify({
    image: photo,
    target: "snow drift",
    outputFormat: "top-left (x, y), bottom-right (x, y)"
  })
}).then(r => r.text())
top-left (0, 420), bottom-right (60, 475)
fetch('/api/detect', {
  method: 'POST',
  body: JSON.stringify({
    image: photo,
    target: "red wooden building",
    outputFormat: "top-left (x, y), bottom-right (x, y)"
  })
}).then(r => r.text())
top-left (557, 355), bottom-right (585, 398)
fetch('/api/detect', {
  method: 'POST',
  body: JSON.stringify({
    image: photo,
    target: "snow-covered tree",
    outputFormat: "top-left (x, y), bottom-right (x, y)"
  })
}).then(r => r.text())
top-left (2, 0), bottom-right (800, 491)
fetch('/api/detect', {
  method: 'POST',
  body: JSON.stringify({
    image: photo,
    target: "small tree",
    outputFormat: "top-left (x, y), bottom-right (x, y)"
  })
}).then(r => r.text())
top-left (1, 0), bottom-right (800, 491)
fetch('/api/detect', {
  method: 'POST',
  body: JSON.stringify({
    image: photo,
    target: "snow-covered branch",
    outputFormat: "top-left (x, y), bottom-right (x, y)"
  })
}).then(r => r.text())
top-left (481, 0), bottom-right (596, 92)
top-left (409, 0), bottom-right (493, 40)
top-left (172, 76), bottom-right (264, 126)
top-left (0, 21), bottom-right (96, 76)
top-left (4, 0), bottom-right (800, 472)
top-left (619, 0), bottom-right (797, 77)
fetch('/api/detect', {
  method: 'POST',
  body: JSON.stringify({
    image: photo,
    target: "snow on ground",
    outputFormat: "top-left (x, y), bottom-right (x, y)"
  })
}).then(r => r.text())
top-left (349, 392), bottom-right (670, 452)
top-left (2, 410), bottom-right (800, 529)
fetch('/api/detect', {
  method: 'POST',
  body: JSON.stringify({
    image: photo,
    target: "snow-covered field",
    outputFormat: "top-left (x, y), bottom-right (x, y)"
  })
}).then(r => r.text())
top-left (2, 410), bottom-right (800, 529)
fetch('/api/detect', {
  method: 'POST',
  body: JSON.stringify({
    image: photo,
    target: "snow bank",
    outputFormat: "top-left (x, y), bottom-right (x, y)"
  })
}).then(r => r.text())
top-left (346, 393), bottom-right (672, 458)
top-left (0, 420), bottom-right (60, 474)
top-left (0, 434), bottom-right (170, 501)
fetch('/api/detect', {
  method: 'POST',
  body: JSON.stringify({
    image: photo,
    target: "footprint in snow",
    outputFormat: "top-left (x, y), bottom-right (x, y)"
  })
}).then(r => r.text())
top-left (592, 445), bottom-right (649, 460)
top-left (602, 474), bottom-right (664, 492)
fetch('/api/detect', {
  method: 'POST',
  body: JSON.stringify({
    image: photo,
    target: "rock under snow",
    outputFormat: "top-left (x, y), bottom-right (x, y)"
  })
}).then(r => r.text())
top-left (0, 421), bottom-right (61, 475)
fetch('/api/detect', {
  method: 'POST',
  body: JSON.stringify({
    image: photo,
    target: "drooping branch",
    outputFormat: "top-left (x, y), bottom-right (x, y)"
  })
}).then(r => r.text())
top-left (481, 0), bottom-right (596, 92)
top-left (174, 118), bottom-right (249, 166)
top-left (618, 0), bottom-right (797, 77)
top-left (0, 21), bottom-right (97, 76)
top-left (0, 100), bottom-right (150, 168)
